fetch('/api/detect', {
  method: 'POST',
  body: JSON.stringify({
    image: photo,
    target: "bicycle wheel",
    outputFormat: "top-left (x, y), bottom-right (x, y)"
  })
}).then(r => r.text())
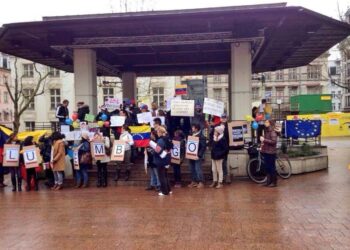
top-left (247, 158), bottom-right (267, 184)
top-left (276, 157), bottom-right (292, 179)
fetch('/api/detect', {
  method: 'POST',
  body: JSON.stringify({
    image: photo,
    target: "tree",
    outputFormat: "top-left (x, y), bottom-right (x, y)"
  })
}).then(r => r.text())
top-left (3, 57), bottom-right (50, 134)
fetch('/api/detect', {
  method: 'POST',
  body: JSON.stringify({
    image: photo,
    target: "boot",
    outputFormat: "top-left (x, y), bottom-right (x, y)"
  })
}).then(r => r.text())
top-left (11, 177), bottom-right (17, 192)
top-left (268, 175), bottom-right (277, 187)
top-left (264, 174), bottom-right (272, 187)
top-left (34, 181), bottom-right (39, 191)
top-left (125, 170), bottom-right (130, 181)
top-left (209, 182), bottom-right (217, 188)
top-left (0, 173), bottom-right (6, 187)
top-left (187, 181), bottom-right (197, 188)
top-left (17, 178), bottom-right (22, 192)
top-left (114, 169), bottom-right (121, 182)
top-left (102, 169), bottom-right (108, 187)
top-left (74, 181), bottom-right (82, 188)
top-left (216, 182), bottom-right (223, 189)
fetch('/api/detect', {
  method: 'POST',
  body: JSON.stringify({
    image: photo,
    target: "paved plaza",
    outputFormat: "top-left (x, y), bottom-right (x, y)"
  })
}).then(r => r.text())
top-left (1, 138), bottom-right (350, 250)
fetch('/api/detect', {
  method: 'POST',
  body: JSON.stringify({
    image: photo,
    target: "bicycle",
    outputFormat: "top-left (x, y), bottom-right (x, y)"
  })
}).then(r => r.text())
top-left (244, 143), bottom-right (292, 184)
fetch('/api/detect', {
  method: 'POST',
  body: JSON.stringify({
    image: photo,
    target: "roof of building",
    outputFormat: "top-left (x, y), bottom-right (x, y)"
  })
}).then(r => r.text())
top-left (0, 3), bottom-right (349, 76)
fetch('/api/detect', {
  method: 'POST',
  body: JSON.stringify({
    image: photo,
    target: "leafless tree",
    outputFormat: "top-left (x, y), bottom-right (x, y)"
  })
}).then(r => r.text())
top-left (3, 57), bottom-right (50, 134)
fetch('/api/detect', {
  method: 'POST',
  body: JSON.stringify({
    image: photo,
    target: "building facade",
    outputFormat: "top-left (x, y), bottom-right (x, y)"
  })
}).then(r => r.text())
top-left (328, 59), bottom-right (343, 111)
top-left (0, 53), bottom-right (13, 128)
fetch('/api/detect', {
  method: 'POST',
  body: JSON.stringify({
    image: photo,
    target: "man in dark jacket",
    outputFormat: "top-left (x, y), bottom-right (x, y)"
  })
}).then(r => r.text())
top-left (39, 135), bottom-right (54, 188)
top-left (188, 124), bottom-right (206, 188)
top-left (56, 100), bottom-right (69, 125)
top-left (77, 102), bottom-right (90, 121)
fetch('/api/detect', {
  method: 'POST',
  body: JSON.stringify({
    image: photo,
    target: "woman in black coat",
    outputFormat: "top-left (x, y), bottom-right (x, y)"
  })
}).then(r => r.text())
top-left (210, 125), bottom-right (228, 189)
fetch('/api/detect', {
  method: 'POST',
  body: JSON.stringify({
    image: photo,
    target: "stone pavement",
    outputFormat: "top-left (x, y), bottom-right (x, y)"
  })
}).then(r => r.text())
top-left (1, 138), bottom-right (350, 250)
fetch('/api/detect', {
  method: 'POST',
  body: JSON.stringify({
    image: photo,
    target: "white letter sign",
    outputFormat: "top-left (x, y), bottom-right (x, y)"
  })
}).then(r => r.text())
top-left (3, 144), bottom-right (20, 167)
top-left (111, 140), bottom-right (125, 161)
top-left (203, 97), bottom-right (225, 117)
top-left (91, 140), bottom-right (106, 160)
top-left (23, 145), bottom-right (39, 169)
top-left (73, 148), bottom-right (80, 170)
top-left (171, 140), bottom-right (181, 164)
top-left (185, 136), bottom-right (199, 160)
top-left (171, 99), bottom-right (194, 117)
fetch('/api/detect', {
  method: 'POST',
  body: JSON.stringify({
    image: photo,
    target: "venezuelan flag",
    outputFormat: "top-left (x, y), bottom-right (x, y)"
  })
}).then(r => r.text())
top-left (0, 125), bottom-right (12, 147)
top-left (129, 125), bottom-right (151, 148)
top-left (175, 84), bottom-right (187, 96)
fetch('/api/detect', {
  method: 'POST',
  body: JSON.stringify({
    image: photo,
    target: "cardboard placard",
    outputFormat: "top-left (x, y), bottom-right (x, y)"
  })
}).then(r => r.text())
top-left (137, 112), bottom-right (153, 124)
top-left (73, 148), bottom-right (80, 170)
top-left (110, 116), bottom-right (126, 127)
top-left (203, 97), bottom-right (225, 117)
top-left (60, 125), bottom-right (70, 133)
top-left (171, 99), bottom-right (194, 117)
top-left (91, 140), bottom-right (106, 160)
top-left (228, 121), bottom-right (246, 147)
top-left (185, 136), bottom-right (199, 160)
top-left (105, 97), bottom-right (121, 111)
top-left (3, 144), bottom-right (20, 167)
top-left (171, 140), bottom-right (181, 164)
top-left (111, 140), bottom-right (125, 161)
top-left (23, 145), bottom-right (39, 169)
top-left (166, 96), bottom-right (181, 111)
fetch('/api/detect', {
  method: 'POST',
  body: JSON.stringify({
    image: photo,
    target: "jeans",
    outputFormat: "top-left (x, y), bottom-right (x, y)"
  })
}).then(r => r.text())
top-left (149, 167), bottom-right (160, 187)
top-left (53, 171), bottom-right (63, 185)
top-left (157, 166), bottom-right (171, 195)
top-left (76, 164), bottom-right (89, 186)
top-left (10, 167), bottom-right (21, 179)
top-left (172, 163), bottom-right (181, 184)
top-left (262, 153), bottom-right (276, 177)
top-left (189, 159), bottom-right (204, 182)
top-left (212, 159), bottom-right (224, 183)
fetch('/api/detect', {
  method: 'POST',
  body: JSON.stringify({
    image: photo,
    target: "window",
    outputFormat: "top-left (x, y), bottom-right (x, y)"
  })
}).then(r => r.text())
top-left (289, 87), bottom-right (298, 96)
top-left (347, 63), bottom-right (350, 78)
top-left (50, 89), bottom-right (61, 110)
top-left (23, 89), bottom-right (35, 110)
top-left (152, 87), bottom-right (164, 107)
top-left (276, 87), bottom-right (285, 98)
top-left (213, 75), bottom-right (221, 83)
top-left (331, 91), bottom-right (336, 98)
top-left (307, 86), bottom-right (321, 94)
top-left (25, 122), bottom-right (35, 131)
top-left (213, 88), bottom-right (221, 100)
top-left (23, 64), bottom-right (34, 77)
top-left (3, 76), bottom-right (8, 85)
top-left (2, 57), bottom-right (8, 69)
top-left (0, 113), bottom-right (2, 121)
top-left (4, 111), bottom-right (9, 121)
top-left (3, 91), bottom-right (8, 104)
top-left (338, 103), bottom-right (341, 110)
top-left (347, 96), bottom-right (350, 107)
top-left (265, 87), bottom-right (272, 102)
top-left (252, 88), bottom-right (259, 100)
top-left (288, 68), bottom-right (297, 80)
top-left (275, 70), bottom-right (284, 81)
top-left (329, 66), bottom-right (337, 76)
top-left (307, 65), bottom-right (322, 80)
top-left (48, 67), bottom-right (60, 78)
top-left (265, 72), bottom-right (271, 81)
top-left (102, 88), bottom-right (114, 102)
top-left (332, 103), bottom-right (336, 111)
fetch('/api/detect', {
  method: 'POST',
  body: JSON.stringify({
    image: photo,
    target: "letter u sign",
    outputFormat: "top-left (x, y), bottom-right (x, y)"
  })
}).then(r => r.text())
top-left (25, 151), bottom-right (35, 161)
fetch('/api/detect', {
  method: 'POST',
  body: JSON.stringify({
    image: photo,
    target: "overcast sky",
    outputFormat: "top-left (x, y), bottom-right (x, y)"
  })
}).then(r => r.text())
top-left (0, 0), bottom-right (349, 25)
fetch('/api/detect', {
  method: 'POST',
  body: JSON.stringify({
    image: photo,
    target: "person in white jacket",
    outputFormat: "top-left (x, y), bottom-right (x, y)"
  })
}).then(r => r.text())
top-left (115, 125), bottom-right (134, 181)
top-left (93, 132), bottom-right (110, 187)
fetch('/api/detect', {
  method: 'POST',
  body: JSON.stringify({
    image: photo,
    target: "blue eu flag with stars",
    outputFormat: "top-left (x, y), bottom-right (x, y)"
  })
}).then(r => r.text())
top-left (285, 120), bottom-right (321, 138)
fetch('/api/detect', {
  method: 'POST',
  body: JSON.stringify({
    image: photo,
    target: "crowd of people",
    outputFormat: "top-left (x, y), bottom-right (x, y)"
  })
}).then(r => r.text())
top-left (0, 98), bottom-right (279, 196)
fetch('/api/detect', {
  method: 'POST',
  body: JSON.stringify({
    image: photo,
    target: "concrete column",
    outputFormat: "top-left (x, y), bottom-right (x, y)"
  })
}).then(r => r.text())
top-left (74, 49), bottom-right (97, 113)
top-left (122, 72), bottom-right (137, 100)
top-left (229, 42), bottom-right (252, 120)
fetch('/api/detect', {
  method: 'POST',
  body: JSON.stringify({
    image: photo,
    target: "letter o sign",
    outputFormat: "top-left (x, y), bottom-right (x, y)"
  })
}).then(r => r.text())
top-left (188, 142), bottom-right (197, 152)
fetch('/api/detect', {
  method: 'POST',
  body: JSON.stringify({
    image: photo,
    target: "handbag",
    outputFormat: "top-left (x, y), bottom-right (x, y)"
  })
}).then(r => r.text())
top-left (80, 151), bottom-right (92, 165)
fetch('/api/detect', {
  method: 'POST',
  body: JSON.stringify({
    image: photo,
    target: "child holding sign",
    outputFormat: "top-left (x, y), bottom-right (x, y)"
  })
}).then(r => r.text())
top-left (5, 134), bottom-right (21, 191)
top-left (22, 136), bottom-right (39, 191)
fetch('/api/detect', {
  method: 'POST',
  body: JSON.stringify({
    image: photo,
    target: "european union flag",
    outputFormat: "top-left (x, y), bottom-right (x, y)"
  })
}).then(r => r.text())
top-left (285, 120), bottom-right (321, 138)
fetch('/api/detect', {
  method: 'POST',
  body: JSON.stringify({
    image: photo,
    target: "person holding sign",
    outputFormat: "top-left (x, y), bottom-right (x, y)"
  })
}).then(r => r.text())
top-left (93, 131), bottom-right (110, 187)
top-left (22, 136), bottom-right (39, 191)
top-left (114, 125), bottom-right (134, 181)
top-left (171, 129), bottom-right (185, 188)
top-left (76, 133), bottom-right (92, 188)
top-left (153, 126), bottom-right (172, 196)
top-left (210, 126), bottom-right (228, 189)
top-left (51, 132), bottom-right (66, 191)
top-left (187, 124), bottom-right (206, 188)
top-left (5, 134), bottom-right (22, 192)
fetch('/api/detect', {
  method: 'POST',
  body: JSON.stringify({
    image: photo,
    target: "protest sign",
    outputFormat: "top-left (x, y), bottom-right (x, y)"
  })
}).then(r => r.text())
top-left (137, 112), bottom-right (153, 124)
top-left (171, 140), bottom-right (181, 164)
top-left (203, 98), bottom-right (225, 117)
top-left (3, 144), bottom-right (20, 167)
top-left (105, 98), bottom-right (121, 111)
top-left (91, 140), bottom-right (106, 160)
top-left (23, 145), bottom-right (39, 169)
top-left (111, 140), bottom-right (125, 161)
top-left (166, 96), bottom-right (181, 111)
top-left (60, 125), bottom-right (70, 133)
top-left (73, 148), bottom-right (80, 170)
top-left (228, 121), bottom-right (246, 147)
top-left (185, 136), bottom-right (199, 160)
top-left (110, 116), bottom-right (126, 127)
top-left (171, 99), bottom-right (194, 117)
top-left (84, 114), bottom-right (95, 123)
